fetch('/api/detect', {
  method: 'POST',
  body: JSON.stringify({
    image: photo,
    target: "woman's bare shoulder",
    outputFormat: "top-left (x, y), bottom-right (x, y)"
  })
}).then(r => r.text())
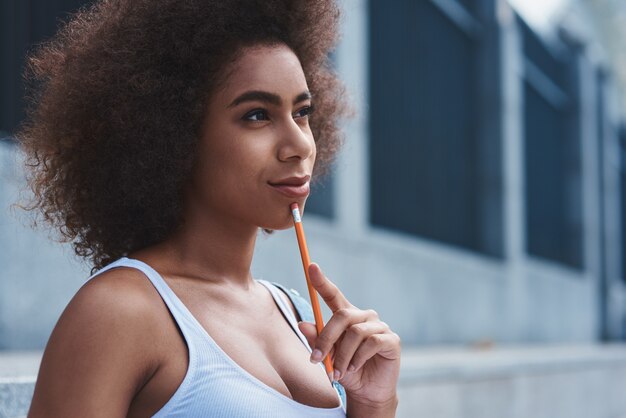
top-left (28, 267), bottom-right (169, 417)
top-left (77, 266), bottom-right (164, 313)
top-left (68, 266), bottom-right (171, 342)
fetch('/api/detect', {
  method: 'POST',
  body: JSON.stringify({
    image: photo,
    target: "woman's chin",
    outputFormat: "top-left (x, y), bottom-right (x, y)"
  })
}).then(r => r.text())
top-left (258, 209), bottom-right (303, 231)
top-left (260, 220), bottom-right (294, 231)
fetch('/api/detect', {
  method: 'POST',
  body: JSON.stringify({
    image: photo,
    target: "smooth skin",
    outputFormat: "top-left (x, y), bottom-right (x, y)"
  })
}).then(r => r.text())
top-left (28, 43), bottom-right (400, 417)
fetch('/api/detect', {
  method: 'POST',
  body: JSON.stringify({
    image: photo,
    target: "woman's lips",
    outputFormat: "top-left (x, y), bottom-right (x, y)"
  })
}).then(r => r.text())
top-left (268, 181), bottom-right (310, 198)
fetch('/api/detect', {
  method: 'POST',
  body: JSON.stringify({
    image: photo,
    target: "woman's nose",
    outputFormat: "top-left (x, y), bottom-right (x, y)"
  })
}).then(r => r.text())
top-left (277, 117), bottom-right (315, 162)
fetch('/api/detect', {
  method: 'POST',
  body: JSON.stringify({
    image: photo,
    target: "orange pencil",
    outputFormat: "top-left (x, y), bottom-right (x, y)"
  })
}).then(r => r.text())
top-left (289, 202), bottom-right (335, 384)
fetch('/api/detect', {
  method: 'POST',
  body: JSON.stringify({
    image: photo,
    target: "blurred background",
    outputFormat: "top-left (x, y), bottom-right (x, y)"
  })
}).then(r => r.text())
top-left (1, 0), bottom-right (626, 417)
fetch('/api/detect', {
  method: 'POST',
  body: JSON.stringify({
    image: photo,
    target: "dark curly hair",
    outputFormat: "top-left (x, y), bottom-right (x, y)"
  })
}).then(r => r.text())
top-left (12, 0), bottom-right (355, 274)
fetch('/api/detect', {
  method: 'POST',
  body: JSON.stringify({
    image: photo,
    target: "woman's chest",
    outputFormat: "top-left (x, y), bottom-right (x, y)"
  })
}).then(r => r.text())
top-left (127, 296), bottom-right (342, 416)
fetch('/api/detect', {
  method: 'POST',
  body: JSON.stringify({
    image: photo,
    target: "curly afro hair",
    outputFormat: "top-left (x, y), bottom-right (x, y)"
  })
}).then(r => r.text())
top-left (13, 0), bottom-right (355, 274)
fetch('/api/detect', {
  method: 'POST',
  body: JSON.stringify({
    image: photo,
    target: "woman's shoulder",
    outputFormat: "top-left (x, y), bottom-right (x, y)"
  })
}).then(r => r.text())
top-left (74, 267), bottom-right (169, 330)
top-left (55, 267), bottom-right (169, 368)
top-left (29, 268), bottom-right (168, 414)
top-left (71, 267), bottom-right (177, 356)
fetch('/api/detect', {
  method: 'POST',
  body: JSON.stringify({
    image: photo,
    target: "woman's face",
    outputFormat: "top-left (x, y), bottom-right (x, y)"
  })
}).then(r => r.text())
top-left (187, 43), bottom-right (316, 231)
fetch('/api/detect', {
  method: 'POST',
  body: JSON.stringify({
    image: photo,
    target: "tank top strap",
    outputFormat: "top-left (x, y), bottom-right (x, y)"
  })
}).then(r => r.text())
top-left (256, 279), bottom-right (311, 350)
top-left (269, 281), bottom-right (316, 323)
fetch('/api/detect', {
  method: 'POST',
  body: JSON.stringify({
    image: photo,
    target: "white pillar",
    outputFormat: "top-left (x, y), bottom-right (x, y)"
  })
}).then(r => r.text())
top-left (499, 0), bottom-right (528, 340)
top-left (334, 0), bottom-right (370, 237)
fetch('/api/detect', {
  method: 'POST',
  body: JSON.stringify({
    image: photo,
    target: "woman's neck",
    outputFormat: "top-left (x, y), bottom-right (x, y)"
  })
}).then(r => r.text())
top-left (132, 197), bottom-right (260, 291)
top-left (161, 216), bottom-right (259, 291)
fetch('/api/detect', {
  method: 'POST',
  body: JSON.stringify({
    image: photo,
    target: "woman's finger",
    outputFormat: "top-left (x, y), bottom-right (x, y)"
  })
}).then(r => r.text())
top-left (297, 321), bottom-right (337, 363)
top-left (345, 332), bottom-right (402, 374)
top-left (307, 263), bottom-right (352, 312)
top-left (331, 321), bottom-right (390, 379)
top-left (297, 321), bottom-right (317, 348)
top-left (311, 307), bottom-right (379, 363)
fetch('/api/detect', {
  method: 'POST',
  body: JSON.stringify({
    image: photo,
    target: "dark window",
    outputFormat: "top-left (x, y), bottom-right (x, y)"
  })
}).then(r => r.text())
top-left (597, 71), bottom-right (608, 288)
top-left (304, 173), bottom-right (334, 219)
top-left (1, 1), bottom-right (92, 137)
top-left (620, 125), bottom-right (626, 281)
top-left (369, 0), bottom-right (502, 256)
top-left (453, 0), bottom-right (476, 15)
top-left (520, 16), bottom-right (583, 269)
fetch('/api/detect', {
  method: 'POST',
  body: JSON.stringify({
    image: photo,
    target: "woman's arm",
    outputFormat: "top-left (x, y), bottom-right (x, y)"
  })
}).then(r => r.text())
top-left (28, 272), bottom-right (163, 417)
top-left (346, 393), bottom-right (399, 418)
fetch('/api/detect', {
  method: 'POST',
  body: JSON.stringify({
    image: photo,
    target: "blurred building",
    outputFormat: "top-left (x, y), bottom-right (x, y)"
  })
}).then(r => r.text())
top-left (1, 0), bottom-right (626, 417)
top-left (562, 0), bottom-right (626, 115)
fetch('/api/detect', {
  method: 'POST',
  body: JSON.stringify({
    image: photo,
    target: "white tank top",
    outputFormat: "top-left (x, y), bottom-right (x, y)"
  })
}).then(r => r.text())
top-left (86, 256), bottom-right (347, 417)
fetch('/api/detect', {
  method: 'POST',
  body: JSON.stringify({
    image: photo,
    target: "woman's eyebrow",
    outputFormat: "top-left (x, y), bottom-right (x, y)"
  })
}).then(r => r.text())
top-left (227, 90), bottom-right (312, 108)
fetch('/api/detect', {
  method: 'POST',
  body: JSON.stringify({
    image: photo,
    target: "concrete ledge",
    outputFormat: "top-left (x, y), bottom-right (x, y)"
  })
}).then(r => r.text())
top-left (398, 343), bottom-right (626, 418)
top-left (0, 380), bottom-right (34, 418)
top-left (0, 351), bottom-right (39, 418)
top-left (3, 345), bottom-right (626, 418)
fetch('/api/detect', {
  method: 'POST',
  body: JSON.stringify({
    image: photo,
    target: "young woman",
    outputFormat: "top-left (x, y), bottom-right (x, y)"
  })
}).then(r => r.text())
top-left (16, 0), bottom-right (401, 416)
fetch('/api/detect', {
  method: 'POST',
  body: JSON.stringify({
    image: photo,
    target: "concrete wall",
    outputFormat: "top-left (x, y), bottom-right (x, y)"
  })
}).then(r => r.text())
top-left (252, 216), bottom-right (599, 346)
top-left (0, 141), bottom-right (89, 350)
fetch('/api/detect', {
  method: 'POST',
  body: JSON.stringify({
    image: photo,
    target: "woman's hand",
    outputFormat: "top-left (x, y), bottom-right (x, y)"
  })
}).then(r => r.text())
top-left (297, 262), bottom-right (401, 411)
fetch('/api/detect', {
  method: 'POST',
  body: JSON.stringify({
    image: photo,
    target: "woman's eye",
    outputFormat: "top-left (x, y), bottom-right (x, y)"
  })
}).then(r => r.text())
top-left (295, 105), bottom-right (315, 119)
top-left (242, 105), bottom-right (315, 123)
top-left (243, 109), bottom-right (269, 122)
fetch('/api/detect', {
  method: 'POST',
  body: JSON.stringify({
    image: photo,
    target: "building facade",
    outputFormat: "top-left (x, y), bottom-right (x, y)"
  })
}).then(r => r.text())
top-left (3, 1), bottom-right (626, 416)
top-left (1, 0), bottom-right (625, 349)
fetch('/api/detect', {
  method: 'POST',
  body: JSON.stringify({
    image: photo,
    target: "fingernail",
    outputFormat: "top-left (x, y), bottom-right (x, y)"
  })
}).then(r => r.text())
top-left (333, 370), bottom-right (341, 380)
top-left (348, 364), bottom-right (356, 372)
top-left (310, 349), bottom-right (322, 363)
